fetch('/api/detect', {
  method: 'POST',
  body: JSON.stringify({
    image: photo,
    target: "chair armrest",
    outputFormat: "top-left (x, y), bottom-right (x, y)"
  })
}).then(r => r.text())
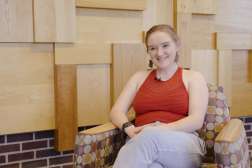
top-left (80, 122), bottom-right (117, 135)
top-left (214, 119), bottom-right (250, 167)
top-left (74, 123), bottom-right (126, 168)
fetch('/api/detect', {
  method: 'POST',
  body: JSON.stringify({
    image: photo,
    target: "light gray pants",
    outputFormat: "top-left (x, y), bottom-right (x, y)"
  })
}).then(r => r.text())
top-left (113, 127), bottom-right (205, 168)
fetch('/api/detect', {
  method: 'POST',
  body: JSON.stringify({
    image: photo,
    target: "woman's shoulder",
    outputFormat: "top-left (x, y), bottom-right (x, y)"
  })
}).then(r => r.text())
top-left (182, 69), bottom-right (204, 80)
top-left (182, 69), bottom-right (206, 86)
top-left (130, 70), bottom-right (153, 90)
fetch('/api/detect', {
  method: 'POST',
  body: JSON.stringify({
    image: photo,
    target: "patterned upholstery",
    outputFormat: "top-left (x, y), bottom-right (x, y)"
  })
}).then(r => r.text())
top-left (74, 84), bottom-right (250, 168)
top-left (199, 84), bottom-right (230, 162)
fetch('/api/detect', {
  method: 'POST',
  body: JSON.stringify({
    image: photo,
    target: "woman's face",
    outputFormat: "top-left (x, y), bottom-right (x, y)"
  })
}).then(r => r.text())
top-left (147, 31), bottom-right (179, 69)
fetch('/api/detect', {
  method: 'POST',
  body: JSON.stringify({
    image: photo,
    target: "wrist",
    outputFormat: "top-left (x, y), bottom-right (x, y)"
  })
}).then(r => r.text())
top-left (121, 121), bottom-right (134, 133)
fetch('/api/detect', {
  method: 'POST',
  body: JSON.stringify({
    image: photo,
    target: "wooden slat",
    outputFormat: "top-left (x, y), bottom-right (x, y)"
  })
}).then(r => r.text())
top-left (191, 0), bottom-right (217, 15)
top-left (217, 33), bottom-right (252, 50)
top-left (0, 0), bottom-right (33, 42)
top-left (218, 50), bottom-right (232, 106)
top-left (34, 0), bottom-right (76, 42)
top-left (174, 12), bottom-right (192, 68)
top-left (215, 119), bottom-right (243, 142)
top-left (76, 0), bottom-right (147, 11)
top-left (77, 64), bottom-right (111, 126)
top-left (112, 43), bottom-right (148, 103)
top-left (55, 65), bottom-right (77, 151)
top-left (248, 50), bottom-right (252, 83)
top-left (191, 50), bottom-right (218, 84)
top-left (55, 43), bottom-right (111, 65)
top-left (0, 43), bottom-right (54, 134)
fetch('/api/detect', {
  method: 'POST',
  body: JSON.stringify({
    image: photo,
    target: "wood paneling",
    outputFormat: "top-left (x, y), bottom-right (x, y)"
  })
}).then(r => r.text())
top-left (0, 0), bottom-right (33, 42)
top-left (143, 0), bottom-right (173, 31)
top-left (112, 43), bottom-right (148, 102)
top-left (76, 8), bottom-right (142, 43)
top-left (55, 43), bottom-right (111, 65)
top-left (191, 15), bottom-right (216, 49)
top-left (191, 50), bottom-right (218, 84)
top-left (55, 65), bottom-right (77, 151)
top-left (0, 43), bottom-right (54, 134)
top-left (34, 0), bottom-right (76, 42)
top-left (217, 33), bottom-right (252, 50)
top-left (191, 0), bottom-right (217, 15)
top-left (76, 0), bottom-right (147, 11)
top-left (174, 12), bottom-right (192, 68)
top-left (77, 64), bottom-right (110, 126)
top-left (231, 50), bottom-right (252, 117)
top-left (218, 50), bottom-right (232, 106)
top-left (215, 0), bottom-right (252, 32)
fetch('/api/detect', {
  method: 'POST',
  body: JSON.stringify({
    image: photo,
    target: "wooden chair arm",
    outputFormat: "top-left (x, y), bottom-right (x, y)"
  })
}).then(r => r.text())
top-left (215, 119), bottom-right (243, 143)
top-left (79, 122), bottom-right (117, 135)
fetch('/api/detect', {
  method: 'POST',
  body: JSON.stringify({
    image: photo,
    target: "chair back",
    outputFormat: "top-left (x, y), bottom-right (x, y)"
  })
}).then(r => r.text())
top-left (198, 84), bottom-right (230, 162)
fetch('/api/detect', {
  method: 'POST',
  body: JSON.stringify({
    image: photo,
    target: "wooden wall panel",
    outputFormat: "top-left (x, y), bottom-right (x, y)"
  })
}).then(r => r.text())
top-left (34, 0), bottom-right (76, 42)
top-left (77, 64), bottom-right (110, 126)
top-left (0, 0), bottom-right (33, 42)
top-left (215, 0), bottom-right (252, 32)
top-left (231, 51), bottom-right (252, 117)
top-left (0, 43), bottom-right (54, 134)
top-left (174, 12), bottom-right (192, 68)
top-left (55, 43), bottom-right (111, 65)
top-left (217, 33), bottom-right (252, 50)
top-left (191, 0), bottom-right (217, 15)
top-left (112, 43), bottom-right (148, 102)
top-left (191, 50), bottom-right (218, 84)
top-left (191, 15), bottom-right (216, 49)
top-left (76, 8), bottom-right (142, 43)
top-left (54, 65), bottom-right (77, 151)
top-left (218, 50), bottom-right (232, 105)
top-left (76, 0), bottom-right (147, 11)
top-left (143, 0), bottom-right (173, 31)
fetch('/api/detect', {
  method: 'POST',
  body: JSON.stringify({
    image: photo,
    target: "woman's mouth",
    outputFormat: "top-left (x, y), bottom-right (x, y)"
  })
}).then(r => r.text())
top-left (156, 56), bottom-right (169, 61)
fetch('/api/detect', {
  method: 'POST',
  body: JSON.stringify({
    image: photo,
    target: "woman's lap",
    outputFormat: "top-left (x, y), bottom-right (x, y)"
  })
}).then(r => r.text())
top-left (113, 126), bottom-right (205, 168)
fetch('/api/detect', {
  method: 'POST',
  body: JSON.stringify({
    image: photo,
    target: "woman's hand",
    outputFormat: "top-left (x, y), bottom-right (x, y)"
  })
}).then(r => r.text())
top-left (124, 125), bottom-right (144, 138)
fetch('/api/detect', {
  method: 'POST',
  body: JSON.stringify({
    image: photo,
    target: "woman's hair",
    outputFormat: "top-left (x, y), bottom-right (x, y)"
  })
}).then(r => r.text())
top-left (145, 24), bottom-right (180, 62)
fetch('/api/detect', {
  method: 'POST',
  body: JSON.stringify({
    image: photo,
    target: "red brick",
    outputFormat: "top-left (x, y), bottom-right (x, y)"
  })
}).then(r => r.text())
top-left (0, 144), bottom-right (20, 154)
top-left (22, 140), bottom-right (47, 150)
top-left (49, 155), bottom-right (73, 165)
top-left (0, 163), bottom-right (19, 168)
top-left (8, 151), bottom-right (34, 162)
top-left (22, 159), bottom-right (47, 168)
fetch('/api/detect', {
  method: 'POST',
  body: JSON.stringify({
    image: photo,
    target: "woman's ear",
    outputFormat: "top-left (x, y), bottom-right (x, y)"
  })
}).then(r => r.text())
top-left (176, 39), bottom-right (182, 51)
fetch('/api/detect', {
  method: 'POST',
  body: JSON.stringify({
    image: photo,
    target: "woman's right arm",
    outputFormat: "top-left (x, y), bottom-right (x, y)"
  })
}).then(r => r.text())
top-left (110, 71), bottom-right (145, 138)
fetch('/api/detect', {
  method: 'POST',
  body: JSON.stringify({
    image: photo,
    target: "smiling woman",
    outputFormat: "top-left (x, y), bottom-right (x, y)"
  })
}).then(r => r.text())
top-left (110, 24), bottom-right (209, 168)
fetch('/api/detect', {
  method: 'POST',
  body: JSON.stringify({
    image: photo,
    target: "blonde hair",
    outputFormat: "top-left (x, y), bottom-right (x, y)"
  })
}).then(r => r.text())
top-left (145, 24), bottom-right (180, 62)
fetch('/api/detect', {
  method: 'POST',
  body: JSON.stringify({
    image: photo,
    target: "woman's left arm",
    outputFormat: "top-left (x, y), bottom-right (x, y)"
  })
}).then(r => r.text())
top-left (161, 71), bottom-right (209, 132)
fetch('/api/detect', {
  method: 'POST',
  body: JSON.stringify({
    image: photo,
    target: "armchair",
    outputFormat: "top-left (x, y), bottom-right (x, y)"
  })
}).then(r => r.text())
top-left (74, 84), bottom-right (250, 168)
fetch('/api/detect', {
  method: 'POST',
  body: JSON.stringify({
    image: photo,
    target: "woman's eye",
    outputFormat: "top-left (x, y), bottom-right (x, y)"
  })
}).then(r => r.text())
top-left (149, 47), bottom-right (155, 51)
top-left (162, 44), bottom-right (169, 48)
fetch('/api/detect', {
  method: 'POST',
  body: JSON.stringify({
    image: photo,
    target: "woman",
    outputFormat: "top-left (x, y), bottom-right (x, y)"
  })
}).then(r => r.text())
top-left (110, 24), bottom-right (208, 168)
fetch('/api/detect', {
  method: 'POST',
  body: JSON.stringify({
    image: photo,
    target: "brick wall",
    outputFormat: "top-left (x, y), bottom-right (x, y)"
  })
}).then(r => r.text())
top-left (0, 130), bottom-right (74, 168)
top-left (239, 116), bottom-right (252, 160)
top-left (1, 117), bottom-right (252, 168)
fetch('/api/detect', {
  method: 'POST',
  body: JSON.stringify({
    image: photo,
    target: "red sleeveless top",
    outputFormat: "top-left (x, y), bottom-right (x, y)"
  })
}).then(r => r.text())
top-left (132, 67), bottom-right (189, 126)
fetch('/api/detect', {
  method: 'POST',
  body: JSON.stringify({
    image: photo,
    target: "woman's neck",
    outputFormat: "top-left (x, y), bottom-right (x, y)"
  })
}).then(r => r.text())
top-left (156, 63), bottom-right (178, 81)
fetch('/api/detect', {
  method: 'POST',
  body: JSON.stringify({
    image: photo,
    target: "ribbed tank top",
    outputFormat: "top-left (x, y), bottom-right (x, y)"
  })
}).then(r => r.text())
top-left (132, 67), bottom-right (189, 126)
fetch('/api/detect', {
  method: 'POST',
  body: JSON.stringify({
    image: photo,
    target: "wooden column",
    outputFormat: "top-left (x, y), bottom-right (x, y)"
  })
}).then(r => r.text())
top-left (54, 65), bottom-right (77, 151)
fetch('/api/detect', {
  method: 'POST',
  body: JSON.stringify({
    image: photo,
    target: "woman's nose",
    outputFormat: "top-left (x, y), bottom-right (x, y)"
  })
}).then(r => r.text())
top-left (157, 47), bottom-right (164, 56)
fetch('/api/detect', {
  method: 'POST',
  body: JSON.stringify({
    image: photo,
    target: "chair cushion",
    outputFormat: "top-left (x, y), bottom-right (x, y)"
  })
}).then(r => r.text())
top-left (199, 84), bottom-right (230, 162)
